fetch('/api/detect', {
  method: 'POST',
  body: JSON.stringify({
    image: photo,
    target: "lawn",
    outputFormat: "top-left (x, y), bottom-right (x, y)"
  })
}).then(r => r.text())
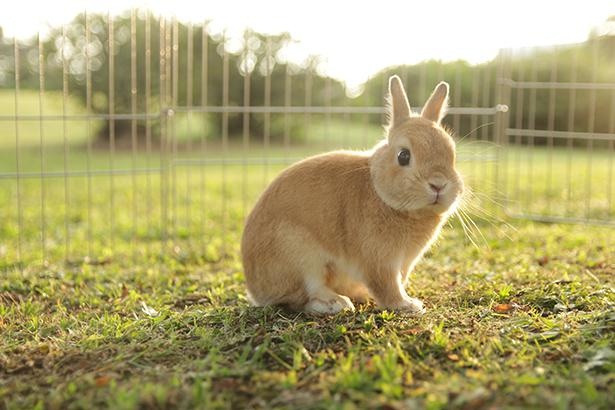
top-left (1, 98), bottom-right (614, 408)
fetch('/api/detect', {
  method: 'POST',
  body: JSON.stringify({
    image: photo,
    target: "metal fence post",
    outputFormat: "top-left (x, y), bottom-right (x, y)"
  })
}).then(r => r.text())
top-left (495, 49), bottom-right (512, 216)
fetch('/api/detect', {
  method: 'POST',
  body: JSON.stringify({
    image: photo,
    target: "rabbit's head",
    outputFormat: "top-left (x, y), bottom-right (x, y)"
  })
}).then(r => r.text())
top-left (370, 76), bottom-right (463, 215)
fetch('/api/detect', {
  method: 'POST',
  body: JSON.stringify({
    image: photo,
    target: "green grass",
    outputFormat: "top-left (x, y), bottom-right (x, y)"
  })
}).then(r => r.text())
top-left (0, 90), bottom-right (97, 149)
top-left (1, 92), bottom-right (614, 408)
top-left (1, 207), bottom-right (614, 409)
top-left (0, 89), bottom-right (384, 153)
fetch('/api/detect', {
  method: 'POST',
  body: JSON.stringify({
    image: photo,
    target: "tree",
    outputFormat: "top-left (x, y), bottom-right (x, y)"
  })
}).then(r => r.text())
top-left (0, 11), bottom-right (347, 146)
top-left (361, 30), bottom-right (615, 145)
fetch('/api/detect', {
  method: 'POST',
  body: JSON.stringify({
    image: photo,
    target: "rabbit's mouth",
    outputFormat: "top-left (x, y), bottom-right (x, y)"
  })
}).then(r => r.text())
top-left (429, 189), bottom-right (446, 206)
top-left (427, 192), bottom-right (458, 214)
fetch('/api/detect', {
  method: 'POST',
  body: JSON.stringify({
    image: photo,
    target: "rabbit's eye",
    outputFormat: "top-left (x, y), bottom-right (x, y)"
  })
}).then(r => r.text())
top-left (397, 149), bottom-right (411, 166)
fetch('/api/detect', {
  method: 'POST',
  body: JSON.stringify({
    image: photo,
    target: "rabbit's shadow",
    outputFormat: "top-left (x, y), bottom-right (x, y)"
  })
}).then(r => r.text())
top-left (193, 302), bottom-right (429, 349)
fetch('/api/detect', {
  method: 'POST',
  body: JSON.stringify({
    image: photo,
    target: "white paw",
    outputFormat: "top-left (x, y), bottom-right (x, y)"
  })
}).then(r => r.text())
top-left (304, 294), bottom-right (355, 314)
top-left (400, 297), bottom-right (426, 314)
top-left (384, 297), bottom-right (426, 315)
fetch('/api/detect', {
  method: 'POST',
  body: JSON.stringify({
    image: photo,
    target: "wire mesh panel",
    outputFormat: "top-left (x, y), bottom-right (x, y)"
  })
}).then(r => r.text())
top-left (498, 40), bottom-right (615, 226)
top-left (0, 12), bottom-right (170, 269)
top-left (6, 10), bottom-right (612, 271)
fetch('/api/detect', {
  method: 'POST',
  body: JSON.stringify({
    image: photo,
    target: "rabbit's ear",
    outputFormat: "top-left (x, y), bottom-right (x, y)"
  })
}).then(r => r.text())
top-left (421, 82), bottom-right (449, 124)
top-left (387, 75), bottom-right (411, 129)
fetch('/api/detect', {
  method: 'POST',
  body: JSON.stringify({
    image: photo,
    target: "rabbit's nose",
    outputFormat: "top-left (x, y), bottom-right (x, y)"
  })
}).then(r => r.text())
top-left (429, 182), bottom-right (446, 193)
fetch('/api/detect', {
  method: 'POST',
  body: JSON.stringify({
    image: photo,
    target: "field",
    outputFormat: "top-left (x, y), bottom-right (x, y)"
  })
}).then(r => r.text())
top-left (1, 91), bottom-right (614, 409)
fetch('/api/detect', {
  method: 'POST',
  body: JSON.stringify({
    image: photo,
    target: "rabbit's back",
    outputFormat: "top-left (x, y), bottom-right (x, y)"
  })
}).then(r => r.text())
top-left (242, 150), bottom-right (373, 260)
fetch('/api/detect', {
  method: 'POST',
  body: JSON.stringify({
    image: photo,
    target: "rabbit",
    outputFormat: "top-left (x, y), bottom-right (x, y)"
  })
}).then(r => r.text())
top-left (241, 75), bottom-right (463, 314)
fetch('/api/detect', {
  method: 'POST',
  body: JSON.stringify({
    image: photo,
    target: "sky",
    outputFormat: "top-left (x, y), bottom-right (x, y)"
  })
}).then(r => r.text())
top-left (1, 0), bottom-right (614, 90)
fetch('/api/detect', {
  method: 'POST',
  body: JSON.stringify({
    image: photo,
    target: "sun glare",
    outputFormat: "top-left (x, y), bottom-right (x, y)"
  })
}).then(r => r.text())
top-left (1, 0), bottom-right (613, 89)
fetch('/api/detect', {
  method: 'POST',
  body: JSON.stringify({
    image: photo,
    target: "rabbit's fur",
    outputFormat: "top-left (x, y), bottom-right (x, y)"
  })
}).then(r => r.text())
top-left (241, 75), bottom-right (463, 314)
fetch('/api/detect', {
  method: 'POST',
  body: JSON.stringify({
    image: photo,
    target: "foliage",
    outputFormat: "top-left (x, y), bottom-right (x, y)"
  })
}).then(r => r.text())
top-left (1, 12), bottom-right (615, 148)
top-left (0, 11), bottom-right (346, 143)
top-left (361, 34), bottom-right (615, 144)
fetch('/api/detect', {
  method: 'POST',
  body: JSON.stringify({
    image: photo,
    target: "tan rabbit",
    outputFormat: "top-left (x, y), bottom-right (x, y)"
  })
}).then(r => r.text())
top-left (241, 75), bottom-right (463, 314)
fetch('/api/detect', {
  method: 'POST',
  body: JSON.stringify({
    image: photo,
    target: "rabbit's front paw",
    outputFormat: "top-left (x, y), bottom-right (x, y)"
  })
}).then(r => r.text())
top-left (386, 297), bottom-right (425, 315)
top-left (304, 293), bottom-right (355, 315)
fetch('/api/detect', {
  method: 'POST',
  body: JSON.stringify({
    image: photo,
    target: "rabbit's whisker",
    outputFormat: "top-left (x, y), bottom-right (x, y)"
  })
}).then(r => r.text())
top-left (456, 121), bottom-right (495, 144)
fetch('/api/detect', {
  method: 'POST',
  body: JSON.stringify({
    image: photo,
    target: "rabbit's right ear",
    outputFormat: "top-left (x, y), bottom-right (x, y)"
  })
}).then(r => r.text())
top-left (387, 75), bottom-right (411, 130)
top-left (421, 82), bottom-right (449, 124)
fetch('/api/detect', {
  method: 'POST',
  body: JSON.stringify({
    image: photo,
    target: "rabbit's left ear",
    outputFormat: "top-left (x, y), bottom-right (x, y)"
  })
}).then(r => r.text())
top-left (421, 82), bottom-right (449, 124)
top-left (387, 75), bottom-right (411, 129)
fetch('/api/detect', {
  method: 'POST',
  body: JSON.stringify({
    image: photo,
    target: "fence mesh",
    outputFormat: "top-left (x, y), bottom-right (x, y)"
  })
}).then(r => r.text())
top-left (0, 13), bottom-right (613, 270)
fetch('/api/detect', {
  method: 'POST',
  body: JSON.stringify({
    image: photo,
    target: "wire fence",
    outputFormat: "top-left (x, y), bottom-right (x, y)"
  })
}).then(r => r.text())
top-left (497, 43), bottom-right (615, 226)
top-left (0, 13), bottom-right (613, 270)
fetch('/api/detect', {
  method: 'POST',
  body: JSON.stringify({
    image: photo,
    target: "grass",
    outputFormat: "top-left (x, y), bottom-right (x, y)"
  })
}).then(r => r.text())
top-left (1, 208), bottom-right (613, 409)
top-left (1, 93), bottom-right (614, 408)
top-left (0, 90), bottom-right (95, 149)
top-left (0, 89), bottom-right (384, 153)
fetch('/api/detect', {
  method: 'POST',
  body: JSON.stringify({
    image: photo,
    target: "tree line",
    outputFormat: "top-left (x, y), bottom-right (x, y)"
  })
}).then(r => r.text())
top-left (1, 11), bottom-right (613, 146)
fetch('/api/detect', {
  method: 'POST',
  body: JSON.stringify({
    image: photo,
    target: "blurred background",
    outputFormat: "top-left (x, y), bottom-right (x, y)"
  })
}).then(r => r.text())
top-left (0, 1), bottom-right (614, 267)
